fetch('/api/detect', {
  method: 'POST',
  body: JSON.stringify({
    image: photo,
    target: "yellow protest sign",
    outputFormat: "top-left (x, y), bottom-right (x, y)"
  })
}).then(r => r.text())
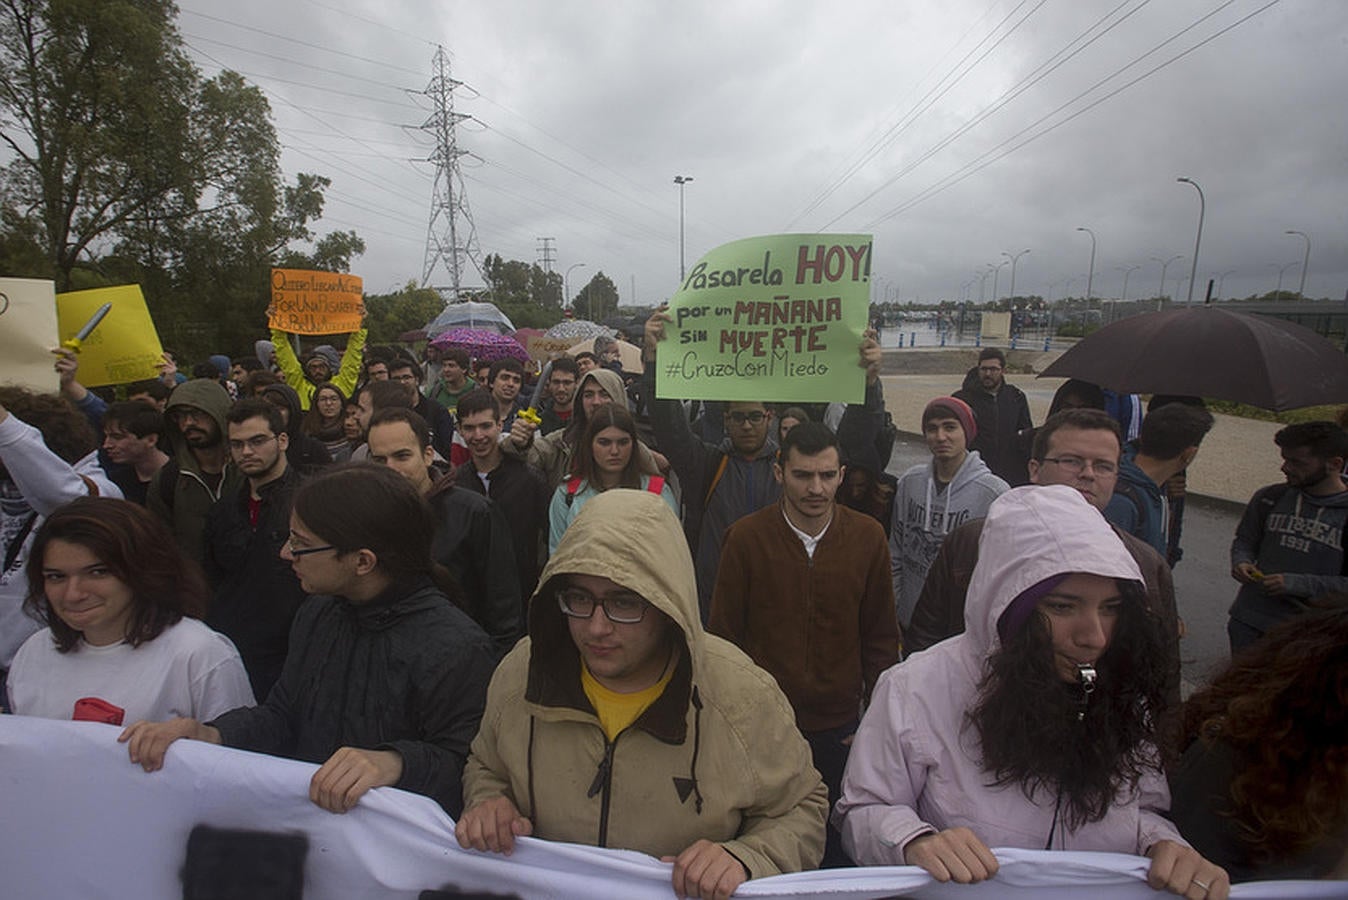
top-left (656, 234), bottom-right (872, 403)
top-left (269, 268), bottom-right (364, 335)
top-left (525, 335), bottom-right (578, 361)
top-left (55, 285), bottom-right (164, 388)
top-left (0, 278), bottom-right (59, 391)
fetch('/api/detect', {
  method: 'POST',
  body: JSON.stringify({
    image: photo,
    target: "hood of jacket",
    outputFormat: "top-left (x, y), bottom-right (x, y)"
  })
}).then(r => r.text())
top-left (260, 382), bottom-right (304, 437)
top-left (571, 367), bottom-right (627, 422)
top-left (163, 378), bottom-right (232, 462)
top-left (963, 484), bottom-right (1144, 657)
top-left (526, 488), bottom-right (701, 738)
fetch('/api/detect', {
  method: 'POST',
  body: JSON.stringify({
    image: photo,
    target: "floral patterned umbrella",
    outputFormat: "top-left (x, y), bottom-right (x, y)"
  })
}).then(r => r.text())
top-left (428, 327), bottom-right (529, 363)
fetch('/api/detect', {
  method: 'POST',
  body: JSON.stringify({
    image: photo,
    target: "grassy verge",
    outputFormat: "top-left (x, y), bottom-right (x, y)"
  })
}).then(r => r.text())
top-left (1204, 400), bottom-right (1344, 425)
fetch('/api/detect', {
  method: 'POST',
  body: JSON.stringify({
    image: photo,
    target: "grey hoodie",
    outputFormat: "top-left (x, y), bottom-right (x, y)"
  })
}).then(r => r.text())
top-left (890, 449), bottom-right (1008, 627)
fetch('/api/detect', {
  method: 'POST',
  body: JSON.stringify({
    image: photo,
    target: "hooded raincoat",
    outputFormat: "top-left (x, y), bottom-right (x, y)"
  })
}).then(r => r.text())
top-left (836, 485), bottom-right (1184, 865)
top-left (889, 449), bottom-right (1007, 627)
top-left (463, 490), bottom-right (827, 877)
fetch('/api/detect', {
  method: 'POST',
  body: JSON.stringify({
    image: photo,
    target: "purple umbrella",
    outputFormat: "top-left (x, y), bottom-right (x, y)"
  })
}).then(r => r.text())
top-left (429, 327), bottom-right (529, 364)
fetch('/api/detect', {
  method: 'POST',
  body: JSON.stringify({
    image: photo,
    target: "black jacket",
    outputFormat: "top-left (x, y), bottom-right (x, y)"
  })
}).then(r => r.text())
top-left (954, 368), bottom-right (1033, 486)
top-left (209, 577), bottom-right (495, 817)
top-left (428, 473), bottom-right (524, 657)
top-left (260, 383), bottom-right (332, 476)
top-left (203, 465), bottom-right (307, 700)
top-left (414, 394), bottom-right (458, 462)
top-left (452, 455), bottom-right (550, 615)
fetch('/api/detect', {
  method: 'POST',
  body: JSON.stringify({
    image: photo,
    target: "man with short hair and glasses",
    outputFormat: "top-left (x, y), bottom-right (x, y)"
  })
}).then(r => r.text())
top-left (458, 490), bottom-right (827, 900)
top-left (907, 408), bottom-right (1181, 707)
top-left (954, 347), bottom-right (1034, 486)
top-left (202, 398), bottom-right (307, 699)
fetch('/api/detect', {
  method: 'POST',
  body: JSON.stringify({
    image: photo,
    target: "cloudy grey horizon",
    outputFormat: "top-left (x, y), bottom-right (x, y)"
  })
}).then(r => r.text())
top-left (173, 0), bottom-right (1348, 309)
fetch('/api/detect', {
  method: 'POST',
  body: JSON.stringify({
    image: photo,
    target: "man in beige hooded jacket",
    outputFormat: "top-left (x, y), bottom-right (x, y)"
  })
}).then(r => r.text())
top-left (457, 489), bottom-right (826, 899)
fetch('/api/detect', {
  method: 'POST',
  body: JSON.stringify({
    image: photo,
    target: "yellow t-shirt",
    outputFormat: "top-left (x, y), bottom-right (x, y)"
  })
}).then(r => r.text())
top-left (581, 662), bottom-right (675, 741)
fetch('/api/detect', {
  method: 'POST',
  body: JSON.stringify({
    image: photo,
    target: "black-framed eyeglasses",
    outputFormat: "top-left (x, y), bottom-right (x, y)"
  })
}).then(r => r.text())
top-left (228, 434), bottom-right (280, 453)
top-left (1040, 455), bottom-right (1118, 476)
top-left (286, 539), bottom-right (337, 558)
top-left (557, 587), bottom-right (651, 624)
top-left (727, 411), bottom-right (766, 426)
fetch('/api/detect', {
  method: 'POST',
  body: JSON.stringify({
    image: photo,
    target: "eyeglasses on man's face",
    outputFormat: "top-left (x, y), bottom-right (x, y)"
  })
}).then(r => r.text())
top-left (557, 586), bottom-right (651, 624)
top-left (228, 434), bottom-right (280, 453)
top-left (285, 538), bottom-right (337, 558)
top-left (726, 411), bottom-right (766, 426)
top-left (1039, 455), bottom-right (1118, 476)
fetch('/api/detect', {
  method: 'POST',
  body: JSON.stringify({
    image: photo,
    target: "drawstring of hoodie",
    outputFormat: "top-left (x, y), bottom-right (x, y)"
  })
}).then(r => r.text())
top-left (688, 687), bottom-right (705, 815)
top-left (922, 473), bottom-right (955, 536)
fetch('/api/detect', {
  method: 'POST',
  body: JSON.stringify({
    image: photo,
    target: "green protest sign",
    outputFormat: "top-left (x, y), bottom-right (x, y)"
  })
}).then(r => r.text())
top-left (655, 234), bottom-right (872, 403)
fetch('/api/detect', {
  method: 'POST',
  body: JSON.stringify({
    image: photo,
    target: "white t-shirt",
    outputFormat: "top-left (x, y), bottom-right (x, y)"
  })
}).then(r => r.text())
top-left (7, 617), bottom-right (255, 725)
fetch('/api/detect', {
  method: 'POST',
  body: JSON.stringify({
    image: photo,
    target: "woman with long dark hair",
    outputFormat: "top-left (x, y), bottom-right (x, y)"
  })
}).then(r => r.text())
top-left (301, 381), bottom-right (353, 462)
top-left (118, 463), bottom-right (497, 817)
top-left (1170, 603), bottom-right (1348, 881)
top-left (837, 485), bottom-right (1230, 898)
top-left (547, 404), bottom-right (676, 552)
top-left (8, 497), bottom-right (253, 724)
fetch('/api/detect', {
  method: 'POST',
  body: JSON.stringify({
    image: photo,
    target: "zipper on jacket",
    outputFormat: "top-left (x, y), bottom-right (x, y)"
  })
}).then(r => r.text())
top-left (587, 738), bottom-right (617, 847)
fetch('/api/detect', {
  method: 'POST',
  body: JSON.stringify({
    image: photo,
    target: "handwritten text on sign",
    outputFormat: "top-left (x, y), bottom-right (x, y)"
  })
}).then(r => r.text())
top-left (656, 235), bottom-right (872, 403)
top-left (269, 268), bottom-right (364, 335)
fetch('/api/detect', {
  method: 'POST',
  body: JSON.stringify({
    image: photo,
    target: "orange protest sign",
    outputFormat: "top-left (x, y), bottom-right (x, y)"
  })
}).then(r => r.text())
top-left (269, 268), bottom-right (364, 335)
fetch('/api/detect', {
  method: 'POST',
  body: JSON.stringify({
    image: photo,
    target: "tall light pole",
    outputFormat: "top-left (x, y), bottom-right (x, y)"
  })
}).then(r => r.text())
top-left (564, 262), bottom-right (586, 309)
top-left (990, 260), bottom-right (1009, 304)
top-left (1285, 230), bottom-right (1311, 298)
top-left (1002, 249), bottom-right (1030, 301)
top-left (1177, 177), bottom-right (1204, 305)
top-left (674, 175), bottom-right (693, 280)
top-left (978, 266), bottom-right (992, 304)
top-left (1214, 269), bottom-right (1235, 300)
top-left (1271, 261), bottom-right (1299, 299)
top-left (1151, 254), bottom-right (1183, 309)
top-left (1076, 227), bottom-right (1096, 303)
top-left (1116, 264), bottom-right (1141, 303)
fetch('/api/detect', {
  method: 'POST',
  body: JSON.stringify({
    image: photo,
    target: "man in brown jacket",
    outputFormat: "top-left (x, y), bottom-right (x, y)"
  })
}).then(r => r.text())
top-left (710, 422), bottom-right (900, 867)
top-left (908, 408), bottom-right (1181, 707)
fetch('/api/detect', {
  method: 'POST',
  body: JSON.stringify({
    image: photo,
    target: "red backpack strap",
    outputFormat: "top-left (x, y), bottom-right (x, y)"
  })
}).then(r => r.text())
top-left (565, 476), bottom-right (584, 507)
top-left (646, 475), bottom-right (665, 495)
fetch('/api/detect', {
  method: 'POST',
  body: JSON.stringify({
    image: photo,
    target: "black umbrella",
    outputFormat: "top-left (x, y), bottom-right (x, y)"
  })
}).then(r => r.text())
top-left (1039, 306), bottom-right (1348, 411)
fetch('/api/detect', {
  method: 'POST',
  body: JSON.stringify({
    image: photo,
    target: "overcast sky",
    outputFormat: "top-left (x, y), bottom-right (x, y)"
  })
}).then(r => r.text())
top-left (176, 0), bottom-right (1348, 308)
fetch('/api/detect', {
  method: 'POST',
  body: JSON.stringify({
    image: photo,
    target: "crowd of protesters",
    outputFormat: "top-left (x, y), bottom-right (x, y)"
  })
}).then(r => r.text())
top-left (3, 307), bottom-right (1347, 899)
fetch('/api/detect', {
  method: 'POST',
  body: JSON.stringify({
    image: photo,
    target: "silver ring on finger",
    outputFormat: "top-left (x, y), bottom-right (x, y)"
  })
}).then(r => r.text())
top-left (1191, 878), bottom-right (1210, 891)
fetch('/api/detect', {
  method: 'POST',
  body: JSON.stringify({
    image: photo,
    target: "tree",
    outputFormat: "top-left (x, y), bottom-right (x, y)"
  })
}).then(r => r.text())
top-left (571, 271), bottom-right (619, 321)
top-left (478, 252), bottom-right (563, 330)
top-left (364, 281), bottom-right (444, 344)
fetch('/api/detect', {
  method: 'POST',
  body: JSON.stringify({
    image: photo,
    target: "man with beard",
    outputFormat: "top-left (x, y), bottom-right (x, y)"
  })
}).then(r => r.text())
top-left (1228, 421), bottom-right (1348, 651)
top-left (836, 486), bottom-right (1230, 900)
top-left (710, 423), bottom-right (898, 868)
top-left (203, 400), bottom-right (307, 699)
top-left (954, 348), bottom-right (1033, 486)
top-left (366, 407), bottom-right (522, 657)
top-left (148, 380), bottom-right (244, 566)
top-left (536, 357), bottom-right (580, 436)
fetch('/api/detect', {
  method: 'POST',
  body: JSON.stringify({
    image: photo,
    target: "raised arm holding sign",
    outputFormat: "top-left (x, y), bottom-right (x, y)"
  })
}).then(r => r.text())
top-left (267, 269), bottom-right (367, 411)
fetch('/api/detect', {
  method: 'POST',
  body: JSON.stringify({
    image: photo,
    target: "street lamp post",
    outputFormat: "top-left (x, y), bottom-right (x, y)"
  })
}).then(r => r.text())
top-left (1286, 230), bottom-right (1311, 298)
top-left (1151, 255), bottom-right (1183, 309)
top-left (1116, 264), bottom-right (1141, 303)
top-left (1177, 177), bottom-right (1205, 305)
top-left (1076, 227), bottom-right (1096, 303)
top-left (1002, 249), bottom-right (1030, 301)
top-left (1271, 261), bottom-right (1299, 299)
top-left (979, 266), bottom-right (992, 304)
top-left (674, 175), bottom-right (694, 281)
top-left (1214, 269), bottom-right (1235, 300)
top-left (564, 262), bottom-right (587, 309)
top-left (991, 260), bottom-right (1009, 304)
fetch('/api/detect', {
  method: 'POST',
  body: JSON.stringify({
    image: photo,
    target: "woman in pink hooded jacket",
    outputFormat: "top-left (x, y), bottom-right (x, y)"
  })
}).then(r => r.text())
top-left (836, 485), bottom-right (1231, 899)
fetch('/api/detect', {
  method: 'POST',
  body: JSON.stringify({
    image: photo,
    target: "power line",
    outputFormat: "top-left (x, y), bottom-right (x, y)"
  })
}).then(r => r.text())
top-left (863, 0), bottom-right (1279, 228)
top-left (182, 31), bottom-right (417, 94)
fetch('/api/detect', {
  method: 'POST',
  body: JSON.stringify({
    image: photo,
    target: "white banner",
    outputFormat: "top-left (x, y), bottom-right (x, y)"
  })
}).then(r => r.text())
top-left (0, 717), bottom-right (1339, 899)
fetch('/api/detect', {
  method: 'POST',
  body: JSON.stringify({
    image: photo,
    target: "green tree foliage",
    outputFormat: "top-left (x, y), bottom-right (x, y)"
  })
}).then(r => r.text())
top-left (571, 270), bottom-right (619, 322)
top-left (364, 281), bottom-right (444, 343)
top-left (478, 253), bottom-right (563, 330)
top-left (0, 1), bottom-right (364, 358)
